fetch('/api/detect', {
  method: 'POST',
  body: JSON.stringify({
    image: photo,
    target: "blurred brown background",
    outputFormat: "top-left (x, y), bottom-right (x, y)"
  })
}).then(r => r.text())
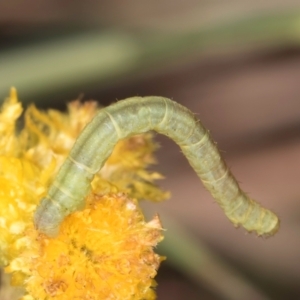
top-left (1, 1), bottom-right (300, 299)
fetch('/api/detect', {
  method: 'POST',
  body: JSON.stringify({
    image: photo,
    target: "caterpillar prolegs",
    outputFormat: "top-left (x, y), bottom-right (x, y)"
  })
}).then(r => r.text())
top-left (34, 97), bottom-right (279, 237)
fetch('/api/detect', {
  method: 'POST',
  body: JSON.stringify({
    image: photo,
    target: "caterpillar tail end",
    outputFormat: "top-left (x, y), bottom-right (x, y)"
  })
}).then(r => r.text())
top-left (244, 200), bottom-right (280, 237)
top-left (257, 211), bottom-right (280, 237)
top-left (265, 216), bottom-right (280, 236)
top-left (226, 199), bottom-right (280, 237)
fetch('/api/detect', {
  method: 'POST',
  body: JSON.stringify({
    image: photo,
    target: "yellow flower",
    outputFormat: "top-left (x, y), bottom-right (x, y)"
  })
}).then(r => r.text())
top-left (0, 88), bottom-right (167, 299)
top-left (0, 89), bottom-right (48, 266)
top-left (0, 156), bottom-right (44, 266)
top-left (8, 193), bottom-right (164, 300)
top-left (0, 87), bottom-right (22, 156)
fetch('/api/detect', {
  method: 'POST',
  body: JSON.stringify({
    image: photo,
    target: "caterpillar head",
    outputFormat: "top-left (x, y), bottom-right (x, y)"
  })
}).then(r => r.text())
top-left (34, 197), bottom-right (64, 237)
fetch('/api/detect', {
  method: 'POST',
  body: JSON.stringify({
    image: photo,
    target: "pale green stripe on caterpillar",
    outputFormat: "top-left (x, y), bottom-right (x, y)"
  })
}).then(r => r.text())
top-left (34, 97), bottom-right (279, 237)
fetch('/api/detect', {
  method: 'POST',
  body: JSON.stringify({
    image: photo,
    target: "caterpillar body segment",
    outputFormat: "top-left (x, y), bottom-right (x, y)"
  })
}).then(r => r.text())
top-left (34, 97), bottom-right (279, 237)
top-left (34, 157), bottom-right (94, 236)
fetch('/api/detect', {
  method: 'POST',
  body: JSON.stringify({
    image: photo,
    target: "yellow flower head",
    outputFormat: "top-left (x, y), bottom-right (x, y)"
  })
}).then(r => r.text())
top-left (8, 193), bottom-right (164, 300)
top-left (0, 89), bottom-right (167, 299)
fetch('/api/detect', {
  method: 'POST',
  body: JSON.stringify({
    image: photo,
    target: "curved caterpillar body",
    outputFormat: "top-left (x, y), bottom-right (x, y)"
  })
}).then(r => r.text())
top-left (34, 97), bottom-right (279, 237)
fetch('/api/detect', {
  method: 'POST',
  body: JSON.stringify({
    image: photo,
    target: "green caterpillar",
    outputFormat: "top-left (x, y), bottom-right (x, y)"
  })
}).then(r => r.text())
top-left (34, 97), bottom-right (279, 237)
